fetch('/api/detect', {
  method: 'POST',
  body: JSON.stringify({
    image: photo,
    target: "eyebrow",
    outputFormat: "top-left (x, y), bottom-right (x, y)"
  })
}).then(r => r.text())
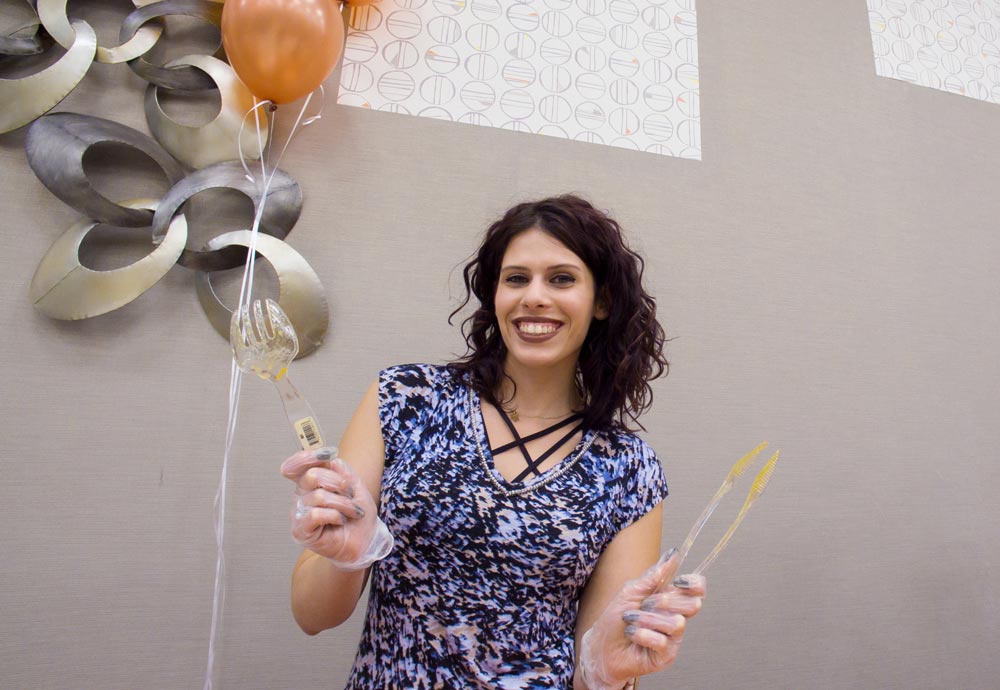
top-left (501, 263), bottom-right (582, 271)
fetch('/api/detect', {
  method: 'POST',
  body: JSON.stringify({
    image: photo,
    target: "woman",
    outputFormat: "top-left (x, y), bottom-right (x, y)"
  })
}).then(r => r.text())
top-left (280, 195), bottom-right (706, 689)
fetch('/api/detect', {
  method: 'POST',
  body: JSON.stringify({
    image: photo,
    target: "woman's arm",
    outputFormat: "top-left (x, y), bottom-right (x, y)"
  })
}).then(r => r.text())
top-left (573, 504), bottom-right (663, 688)
top-left (288, 380), bottom-right (387, 635)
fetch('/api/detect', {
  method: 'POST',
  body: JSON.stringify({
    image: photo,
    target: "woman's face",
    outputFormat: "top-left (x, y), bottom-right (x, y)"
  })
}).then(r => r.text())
top-left (494, 227), bottom-right (606, 375)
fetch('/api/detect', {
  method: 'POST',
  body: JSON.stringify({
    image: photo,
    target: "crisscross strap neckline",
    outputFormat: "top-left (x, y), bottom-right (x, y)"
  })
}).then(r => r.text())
top-left (489, 407), bottom-right (584, 484)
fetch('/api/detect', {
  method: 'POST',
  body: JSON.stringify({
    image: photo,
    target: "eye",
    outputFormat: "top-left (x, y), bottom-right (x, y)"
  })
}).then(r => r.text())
top-left (550, 273), bottom-right (576, 285)
top-left (503, 273), bottom-right (529, 285)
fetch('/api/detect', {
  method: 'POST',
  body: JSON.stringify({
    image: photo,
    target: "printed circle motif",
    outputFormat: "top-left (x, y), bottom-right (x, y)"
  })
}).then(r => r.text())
top-left (387, 11), bottom-right (422, 39)
top-left (350, 5), bottom-right (383, 31)
top-left (542, 11), bottom-right (573, 37)
top-left (641, 6), bottom-right (670, 30)
top-left (539, 95), bottom-right (572, 122)
top-left (545, 0), bottom-right (572, 9)
top-left (377, 71), bottom-right (415, 101)
top-left (576, 45), bottom-right (607, 70)
top-left (538, 125), bottom-right (569, 138)
top-left (345, 33), bottom-right (378, 62)
top-left (675, 37), bottom-right (697, 61)
top-left (467, 23), bottom-right (500, 51)
top-left (576, 71), bottom-right (606, 99)
top-left (643, 58), bottom-right (672, 83)
top-left (379, 103), bottom-right (410, 114)
top-left (503, 59), bottom-right (537, 87)
top-left (576, 0), bottom-right (606, 16)
top-left (575, 131), bottom-right (604, 145)
top-left (677, 118), bottom-right (700, 147)
top-left (609, 0), bottom-right (639, 23)
top-left (395, 0), bottom-right (427, 8)
top-left (459, 112), bottom-right (493, 126)
top-left (642, 31), bottom-right (672, 57)
top-left (540, 65), bottom-right (572, 92)
top-left (466, 53), bottom-right (499, 80)
top-left (676, 63), bottom-right (699, 89)
top-left (471, 0), bottom-right (502, 21)
top-left (460, 81), bottom-right (496, 111)
top-left (575, 101), bottom-right (606, 129)
top-left (643, 83), bottom-right (674, 111)
top-left (342, 63), bottom-right (375, 92)
top-left (643, 113), bottom-right (673, 141)
top-left (419, 106), bottom-right (453, 120)
top-left (428, 16), bottom-right (462, 44)
top-left (576, 16), bottom-right (608, 43)
top-left (540, 38), bottom-right (572, 64)
top-left (500, 89), bottom-right (536, 119)
top-left (609, 107), bottom-right (639, 135)
top-left (674, 11), bottom-right (698, 36)
top-left (383, 40), bottom-right (420, 69)
top-left (677, 90), bottom-right (699, 117)
top-left (610, 24), bottom-right (639, 49)
top-left (609, 78), bottom-right (639, 104)
top-left (433, 0), bottom-right (465, 15)
top-left (425, 45), bottom-right (460, 73)
top-left (508, 4), bottom-right (541, 31)
top-left (501, 120), bottom-right (532, 132)
top-left (609, 50), bottom-right (640, 76)
top-left (505, 32), bottom-right (537, 58)
top-left (420, 75), bottom-right (456, 104)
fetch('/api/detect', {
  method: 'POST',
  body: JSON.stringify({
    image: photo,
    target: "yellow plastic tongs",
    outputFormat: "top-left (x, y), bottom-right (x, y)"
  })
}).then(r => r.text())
top-left (675, 441), bottom-right (781, 576)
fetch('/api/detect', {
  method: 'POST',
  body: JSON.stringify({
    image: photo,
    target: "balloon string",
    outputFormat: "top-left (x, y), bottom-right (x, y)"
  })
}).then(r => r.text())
top-left (204, 90), bottom-right (321, 690)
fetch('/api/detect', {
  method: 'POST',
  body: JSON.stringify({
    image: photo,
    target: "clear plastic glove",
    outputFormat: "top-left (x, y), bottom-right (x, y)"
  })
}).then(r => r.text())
top-left (279, 447), bottom-right (394, 571)
top-left (579, 548), bottom-right (706, 690)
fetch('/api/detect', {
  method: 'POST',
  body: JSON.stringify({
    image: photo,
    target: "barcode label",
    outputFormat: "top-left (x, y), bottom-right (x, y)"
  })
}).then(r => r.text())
top-left (295, 417), bottom-right (321, 449)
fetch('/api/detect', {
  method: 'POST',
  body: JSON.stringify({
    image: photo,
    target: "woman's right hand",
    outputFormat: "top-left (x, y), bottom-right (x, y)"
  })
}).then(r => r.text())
top-left (280, 447), bottom-right (394, 570)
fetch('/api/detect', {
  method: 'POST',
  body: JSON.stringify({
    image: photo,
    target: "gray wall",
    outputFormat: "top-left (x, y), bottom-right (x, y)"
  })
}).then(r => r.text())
top-left (2, 2), bottom-right (998, 688)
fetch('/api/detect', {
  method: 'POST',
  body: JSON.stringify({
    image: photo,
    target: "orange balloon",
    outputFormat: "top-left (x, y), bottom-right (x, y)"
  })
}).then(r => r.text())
top-left (222, 0), bottom-right (345, 104)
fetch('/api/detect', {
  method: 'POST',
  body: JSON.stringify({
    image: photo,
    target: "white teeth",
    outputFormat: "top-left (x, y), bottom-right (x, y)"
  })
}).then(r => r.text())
top-left (518, 322), bottom-right (557, 335)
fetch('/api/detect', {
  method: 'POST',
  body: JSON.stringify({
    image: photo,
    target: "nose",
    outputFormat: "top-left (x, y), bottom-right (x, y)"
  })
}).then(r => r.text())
top-left (521, 277), bottom-right (551, 308)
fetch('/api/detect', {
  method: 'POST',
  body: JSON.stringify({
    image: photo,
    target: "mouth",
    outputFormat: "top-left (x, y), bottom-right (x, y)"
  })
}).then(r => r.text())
top-left (513, 318), bottom-right (563, 339)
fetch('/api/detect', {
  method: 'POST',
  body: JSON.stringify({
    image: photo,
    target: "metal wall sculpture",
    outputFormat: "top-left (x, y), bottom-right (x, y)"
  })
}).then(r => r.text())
top-left (2, 0), bottom-right (329, 358)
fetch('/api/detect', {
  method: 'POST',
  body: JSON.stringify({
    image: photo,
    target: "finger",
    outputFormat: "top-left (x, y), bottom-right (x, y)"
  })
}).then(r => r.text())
top-left (629, 610), bottom-right (686, 640)
top-left (624, 624), bottom-right (678, 656)
top-left (299, 489), bottom-right (366, 520)
top-left (624, 609), bottom-right (691, 633)
top-left (638, 591), bottom-right (703, 617)
top-left (292, 503), bottom-right (349, 534)
top-left (300, 467), bottom-right (356, 498)
top-left (280, 447), bottom-right (337, 481)
top-left (652, 547), bottom-right (683, 590)
top-left (671, 573), bottom-right (707, 597)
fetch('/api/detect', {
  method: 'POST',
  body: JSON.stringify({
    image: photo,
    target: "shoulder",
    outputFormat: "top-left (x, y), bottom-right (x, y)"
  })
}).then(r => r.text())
top-left (593, 426), bottom-right (662, 471)
top-left (379, 363), bottom-right (459, 394)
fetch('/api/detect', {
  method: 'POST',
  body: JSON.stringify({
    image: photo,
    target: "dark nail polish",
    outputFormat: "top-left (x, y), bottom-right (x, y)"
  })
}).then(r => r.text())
top-left (622, 612), bottom-right (640, 623)
top-left (315, 448), bottom-right (332, 460)
top-left (640, 597), bottom-right (656, 612)
top-left (624, 624), bottom-right (637, 637)
top-left (353, 503), bottom-right (365, 518)
top-left (673, 575), bottom-right (693, 589)
top-left (658, 547), bottom-right (678, 565)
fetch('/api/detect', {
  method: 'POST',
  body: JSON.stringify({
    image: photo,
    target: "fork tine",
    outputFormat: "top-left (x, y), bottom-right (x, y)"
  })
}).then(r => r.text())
top-left (251, 299), bottom-right (268, 345)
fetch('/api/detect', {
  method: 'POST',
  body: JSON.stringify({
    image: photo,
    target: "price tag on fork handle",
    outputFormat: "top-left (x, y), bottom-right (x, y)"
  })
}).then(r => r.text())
top-left (294, 417), bottom-right (324, 450)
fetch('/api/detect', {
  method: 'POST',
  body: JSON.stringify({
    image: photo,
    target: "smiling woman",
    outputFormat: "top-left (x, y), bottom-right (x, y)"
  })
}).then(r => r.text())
top-left (278, 195), bottom-right (705, 690)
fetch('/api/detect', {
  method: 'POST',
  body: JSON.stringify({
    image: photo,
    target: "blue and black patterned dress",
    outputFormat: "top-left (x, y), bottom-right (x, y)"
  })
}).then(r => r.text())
top-left (344, 364), bottom-right (668, 689)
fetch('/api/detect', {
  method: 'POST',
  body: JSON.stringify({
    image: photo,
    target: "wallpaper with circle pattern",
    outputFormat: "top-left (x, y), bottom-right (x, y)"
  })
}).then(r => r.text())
top-left (336, 0), bottom-right (702, 159)
top-left (868, 0), bottom-right (1000, 105)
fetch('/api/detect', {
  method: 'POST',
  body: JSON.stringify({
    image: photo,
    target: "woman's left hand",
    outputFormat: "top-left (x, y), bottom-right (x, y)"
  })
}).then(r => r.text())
top-left (579, 548), bottom-right (706, 689)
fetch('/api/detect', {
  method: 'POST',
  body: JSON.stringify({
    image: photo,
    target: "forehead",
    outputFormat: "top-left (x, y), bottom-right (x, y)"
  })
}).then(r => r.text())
top-left (502, 227), bottom-right (583, 266)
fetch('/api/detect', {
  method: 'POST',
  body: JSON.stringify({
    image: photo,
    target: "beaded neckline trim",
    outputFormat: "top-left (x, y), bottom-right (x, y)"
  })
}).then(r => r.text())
top-left (467, 387), bottom-right (597, 498)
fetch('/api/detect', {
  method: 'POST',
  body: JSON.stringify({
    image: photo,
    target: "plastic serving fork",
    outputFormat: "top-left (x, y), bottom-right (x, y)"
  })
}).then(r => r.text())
top-left (674, 442), bottom-right (781, 576)
top-left (230, 298), bottom-right (326, 450)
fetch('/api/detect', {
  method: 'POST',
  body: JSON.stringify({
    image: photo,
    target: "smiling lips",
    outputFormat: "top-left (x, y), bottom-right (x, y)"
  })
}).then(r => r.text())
top-left (515, 319), bottom-right (562, 338)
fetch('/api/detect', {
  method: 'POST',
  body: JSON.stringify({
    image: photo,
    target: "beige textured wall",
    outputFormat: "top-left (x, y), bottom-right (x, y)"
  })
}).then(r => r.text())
top-left (2, 2), bottom-right (998, 689)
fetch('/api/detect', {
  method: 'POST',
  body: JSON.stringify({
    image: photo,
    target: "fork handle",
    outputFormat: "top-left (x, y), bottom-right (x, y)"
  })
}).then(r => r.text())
top-left (274, 375), bottom-right (326, 450)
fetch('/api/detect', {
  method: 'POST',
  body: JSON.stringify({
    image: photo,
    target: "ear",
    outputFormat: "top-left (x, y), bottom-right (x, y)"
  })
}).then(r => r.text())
top-left (594, 294), bottom-right (609, 321)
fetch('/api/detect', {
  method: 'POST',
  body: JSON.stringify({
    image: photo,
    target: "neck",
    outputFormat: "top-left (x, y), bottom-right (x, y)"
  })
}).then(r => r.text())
top-left (499, 356), bottom-right (581, 417)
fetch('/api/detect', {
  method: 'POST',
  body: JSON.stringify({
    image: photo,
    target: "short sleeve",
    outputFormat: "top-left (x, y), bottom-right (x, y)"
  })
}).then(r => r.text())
top-left (377, 363), bottom-right (447, 468)
top-left (610, 440), bottom-right (669, 533)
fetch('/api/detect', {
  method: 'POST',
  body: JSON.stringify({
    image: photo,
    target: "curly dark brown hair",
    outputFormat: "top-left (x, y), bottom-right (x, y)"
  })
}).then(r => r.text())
top-left (448, 195), bottom-right (668, 432)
